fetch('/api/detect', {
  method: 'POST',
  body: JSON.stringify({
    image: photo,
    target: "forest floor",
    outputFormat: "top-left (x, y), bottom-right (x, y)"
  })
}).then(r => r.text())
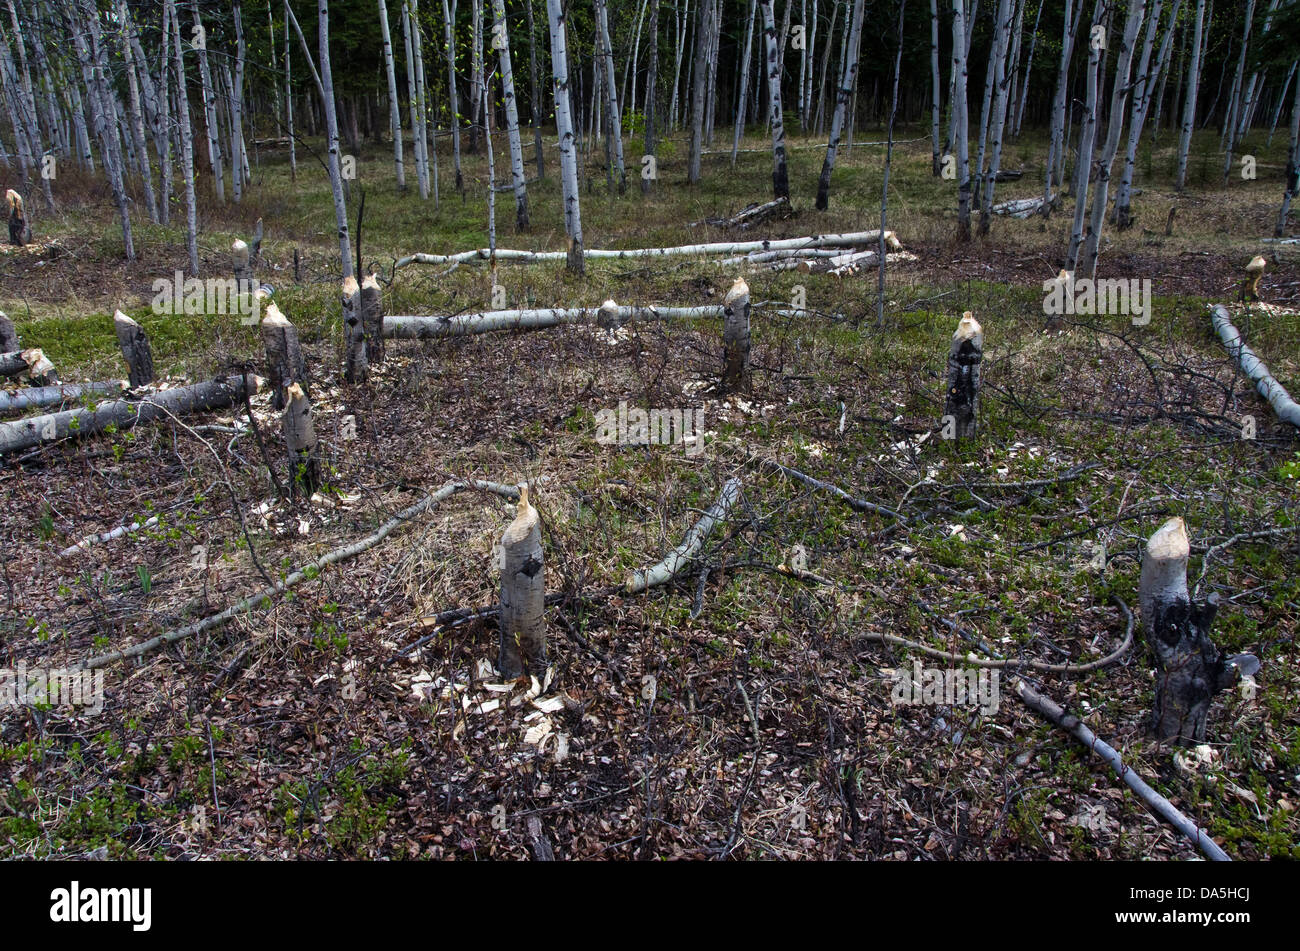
top-left (1, 124), bottom-right (1298, 859)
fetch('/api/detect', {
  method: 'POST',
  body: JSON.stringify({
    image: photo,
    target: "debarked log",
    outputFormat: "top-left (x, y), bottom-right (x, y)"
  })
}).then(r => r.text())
top-left (1210, 304), bottom-right (1300, 427)
top-left (0, 373), bottom-right (262, 457)
top-left (383, 305), bottom-right (728, 339)
top-left (393, 231), bottom-right (902, 269)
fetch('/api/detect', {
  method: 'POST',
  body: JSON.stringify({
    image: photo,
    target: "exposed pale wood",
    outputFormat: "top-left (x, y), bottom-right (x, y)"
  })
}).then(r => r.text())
top-left (341, 275), bottom-right (367, 383)
top-left (360, 273), bottom-right (385, 364)
top-left (260, 303), bottom-right (308, 411)
top-left (283, 382), bottom-right (320, 496)
top-left (722, 278), bottom-right (751, 393)
top-left (499, 483), bottom-right (546, 678)
top-left (943, 312), bottom-right (983, 439)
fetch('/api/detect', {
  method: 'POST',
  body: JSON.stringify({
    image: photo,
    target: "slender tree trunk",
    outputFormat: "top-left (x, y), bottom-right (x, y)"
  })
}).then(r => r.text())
top-left (1220, 0), bottom-right (1255, 178)
top-left (815, 0), bottom-right (863, 209)
top-left (1116, 0), bottom-right (1182, 228)
top-left (525, 0), bottom-right (544, 178)
top-left (440, 0), bottom-right (463, 191)
top-left (930, 0), bottom-right (942, 175)
top-left (643, 0), bottom-right (659, 193)
top-left (760, 0), bottom-right (789, 199)
top-left (546, 0), bottom-right (583, 273)
top-left (192, 5), bottom-right (224, 202)
top-left (595, 0), bottom-right (625, 192)
top-left (379, 0), bottom-right (406, 190)
top-left (493, 0), bottom-right (529, 228)
top-left (285, 1), bottom-right (296, 179)
top-left (952, 0), bottom-right (973, 238)
top-left (469, 0), bottom-right (482, 153)
top-left (1013, 0), bottom-right (1042, 136)
top-left (1174, 0), bottom-right (1205, 190)
top-left (687, 0), bottom-right (711, 182)
top-left (1277, 68), bottom-right (1300, 236)
top-left (978, 0), bottom-right (1014, 234)
top-left (1065, 0), bottom-right (1104, 272)
top-left (879, 0), bottom-right (907, 326)
top-left (732, 0), bottom-right (757, 166)
top-left (168, 0), bottom-right (198, 273)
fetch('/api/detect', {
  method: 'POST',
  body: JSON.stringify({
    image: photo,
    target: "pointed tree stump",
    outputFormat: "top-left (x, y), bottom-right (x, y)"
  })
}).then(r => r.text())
top-left (250, 217), bottom-right (264, 266)
top-left (498, 483), bottom-right (546, 679)
top-left (722, 277), bottom-right (752, 393)
top-left (341, 276), bottom-right (368, 384)
top-left (283, 382), bottom-right (321, 496)
top-left (1139, 517), bottom-right (1259, 744)
top-left (360, 273), bottom-right (384, 365)
top-left (232, 239), bottom-right (252, 287)
top-left (114, 311), bottom-right (155, 388)
top-left (0, 349), bottom-right (57, 385)
top-left (943, 312), bottom-right (982, 440)
top-left (261, 303), bottom-right (308, 411)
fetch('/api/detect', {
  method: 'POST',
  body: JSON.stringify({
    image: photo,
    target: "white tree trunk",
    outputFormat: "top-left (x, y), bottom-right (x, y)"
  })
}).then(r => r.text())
top-left (168, 0), bottom-right (198, 274)
top-left (440, 0), bottom-right (463, 191)
top-left (192, 6), bottom-right (224, 202)
top-left (546, 0), bottom-right (583, 273)
top-left (379, 0), bottom-right (406, 191)
top-left (595, 0), bottom-right (626, 192)
top-left (814, 0), bottom-right (863, 209)
top-left (492, 0), bottom-right (529, 229)
top-left (760, 0), bottom-right (789, 199)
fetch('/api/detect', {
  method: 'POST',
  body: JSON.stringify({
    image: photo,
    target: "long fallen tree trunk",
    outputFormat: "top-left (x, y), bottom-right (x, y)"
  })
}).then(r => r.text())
top-left (76, 479), bottom-right (520, 669)
top-left (0, 373), bottom-right (261, 457)
top-left (0, 380), bottom-right (126, 417)
top-left (385, 305), bottom-right (728, 339)
top-left (1211, 304), bottom-right (1300, 427)
top-left (624, 477), bottom-right (743, 594)
top-left (394, 231), bottom-right (901, 269)
top-left (991, 194), bottom-right (1055, 218)
top-left (1015, 678), bottom-right (1232, 861)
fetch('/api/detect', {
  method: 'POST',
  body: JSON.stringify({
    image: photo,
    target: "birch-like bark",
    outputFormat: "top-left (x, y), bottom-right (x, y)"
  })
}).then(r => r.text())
top-left (1220, 0), bottom-right (1255, 179)
top-left (1046, 0), bottom-right (1082, 200)
top-left (1064, 0), bottom-right (1103, 272)
top-left (1116, 0), bottom-right (1181, 228)
top-left (595, 0), bottom-right (625, 192)
top-left (643, 0), bottom-right (659, 192)
top-left (168, 0), bottom-right (199, 274)
top-left (402, 3), bottom-right (426, 196)
top-left (288, 0), bottom-right (353, 277)
top-left (1081, 0), bottom-right (1146, 279)
top-left (74, 0), bottom-right (134, 259)
top-left (546, 0), bottom-right (582, 273)
top-left (492, 0), bottom-right (529, 228)
top-left (231, 2), bottom-right (247, 203)
top-left (1230, 0), bottom-right (1279, 161)
top-left (814, 0), bottom-right (863, 209)
top-left (1174, 0), bottom-right (1205, 190)
top-left (192, 5), bottom-right (224, 202)
top-left (1277, 70), bottom-right (1300, 237)
top-left (284, 1), bottom-right (295, 179)
top-left (525, 0), bottom-right (543, 178)
top-left (469, 0), bottom-right (482, 153)
top-left (732, 0), bottom-right (757, 166)
top-left (1012, 0), bottom-right (1043, 136)
top-left (1266, 61), bottom-right (1295, 147)
top-left (952, 0), bottom-right (972, 239)
top-left (5, 0), bottom-right (52, 210)
top-left (929, 0), bottom-right (942, 175)
top-left (411, 0), bottom-right (432, 199)
top-left (978, 0), bottom-right (1013, 235)
top-left (378, 0), bottom-right (406, 190)
top-left (440, 0), bottom-right (463, 191)
top-left (760, 0), bottom-right (789, 199)
top-left (120, 30), bottom-right (158, 222)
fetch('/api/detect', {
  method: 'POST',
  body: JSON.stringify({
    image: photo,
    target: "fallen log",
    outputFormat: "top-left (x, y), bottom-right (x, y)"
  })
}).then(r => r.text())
top-left (691, 196), bottom-right (793, 230)
top-left (991, 194), bottom-right (1054, 218)
top-left (60, 515), bottom-right (161, 557)
top-left (384, 305), bottom-right (727, 339)
top-left (1014, 677), bottom-right (1232, 861)
top-left (0, 349), bottom-right (57, 385)
top-left (623, 477), bottom-right (743, 594)
top-left (75, 479), bottom-right (520, 670)
top-left (0, 373), bottom-right (262, 458)
top-left (0, 380), bottom-right (126, 417)
top-left (394, 231), bottom-right (901, 269)
top-left (1210, 304), bottom-right (1300, 427)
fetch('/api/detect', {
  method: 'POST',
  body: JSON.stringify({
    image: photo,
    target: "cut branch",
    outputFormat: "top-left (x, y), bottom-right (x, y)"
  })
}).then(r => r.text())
top-left (1210, 304), bottom-right (1300, 427)
top-left (623, 478), bottom-right (743, 594)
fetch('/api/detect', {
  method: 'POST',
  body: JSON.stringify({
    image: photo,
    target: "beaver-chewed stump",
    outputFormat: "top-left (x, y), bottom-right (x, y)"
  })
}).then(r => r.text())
top-left (498, 483), bottom-right (546, 680)
top-left (1138, 517), bottom-right (1260, 744)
